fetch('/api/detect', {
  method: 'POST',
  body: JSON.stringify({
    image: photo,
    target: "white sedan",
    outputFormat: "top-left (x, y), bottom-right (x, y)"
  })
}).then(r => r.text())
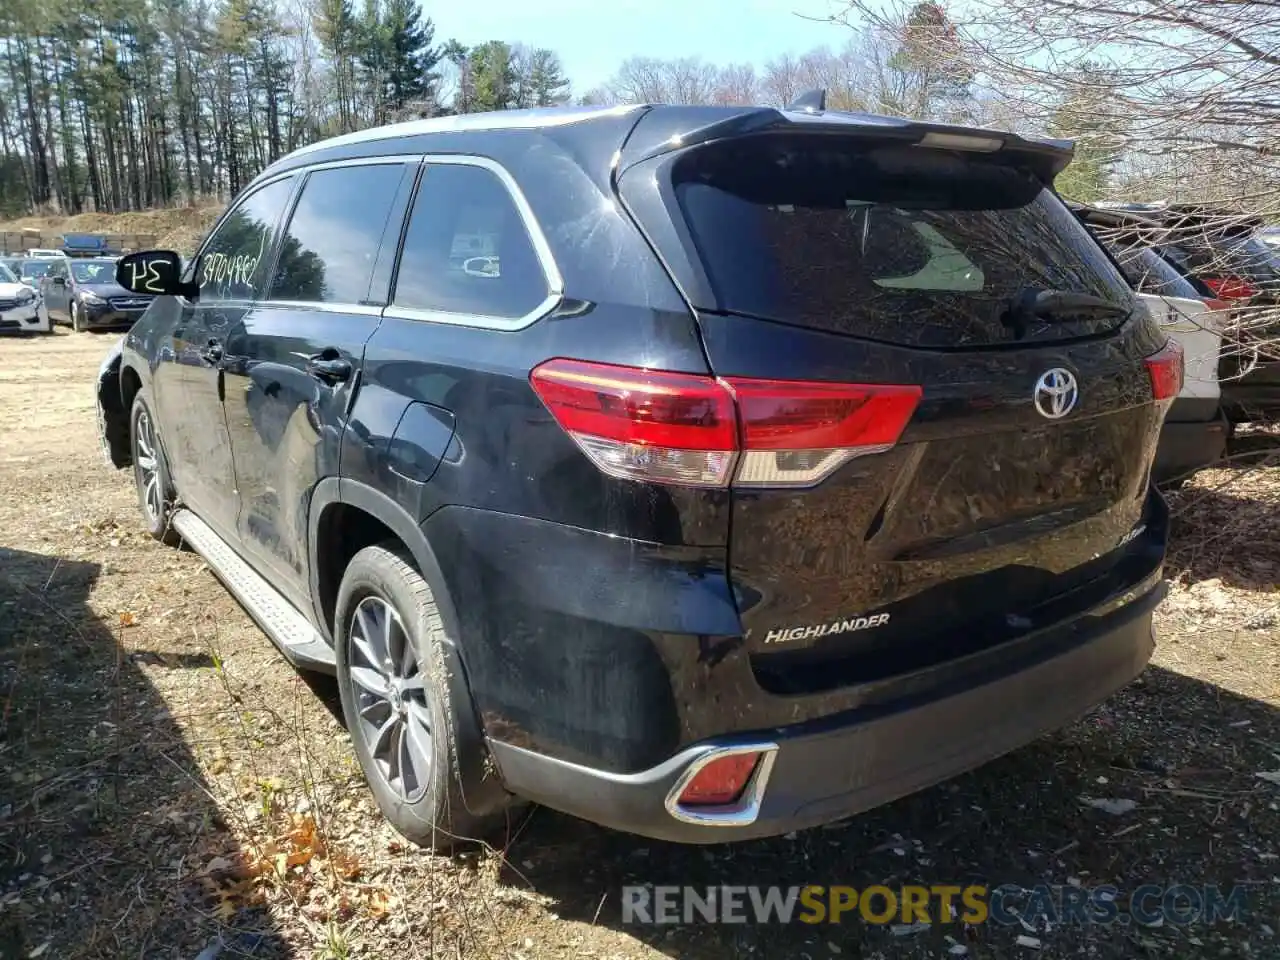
top-left (0, 261), bottom-right (51, 333)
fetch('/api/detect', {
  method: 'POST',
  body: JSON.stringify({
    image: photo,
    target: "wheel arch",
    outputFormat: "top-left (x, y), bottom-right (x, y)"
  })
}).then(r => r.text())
top-left (308, 478), bottom-right (513, 818)
top-left (96, 346), bottom-right (138, 469)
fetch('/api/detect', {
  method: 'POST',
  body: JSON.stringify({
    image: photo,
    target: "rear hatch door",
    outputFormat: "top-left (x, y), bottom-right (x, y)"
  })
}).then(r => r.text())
top-left (619, 128), bottom-right (1173, 693)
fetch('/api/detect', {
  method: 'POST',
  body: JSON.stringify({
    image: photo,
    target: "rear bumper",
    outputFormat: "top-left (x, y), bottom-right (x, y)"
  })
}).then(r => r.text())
top-left (1153, 408), bottom-right (1229, 481)
top-left (1220, 355), bottom-right (1280, 423)
top-left (1221, 381), bottom-right (1280, 423)
top-left (490, 568), bottom-right (1163, 843)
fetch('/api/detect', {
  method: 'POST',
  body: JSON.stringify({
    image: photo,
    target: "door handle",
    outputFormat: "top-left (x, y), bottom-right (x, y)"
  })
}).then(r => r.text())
top-left (201, 340), bottom-right (223, 365)
top-left (307, 353), bottom-right (353, 384)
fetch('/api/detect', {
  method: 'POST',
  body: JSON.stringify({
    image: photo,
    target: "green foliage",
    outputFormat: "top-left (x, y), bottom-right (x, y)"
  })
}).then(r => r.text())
top-left (521, 48), bottom-right (570, 108)
top-left (1047, 64), bottom-right (1129, 202)
top-left (382, 0), bottom-right (441, 110)
top-left (467, 40), bottom-right (517, 113)
top-left (0, 0), bottom-right (463, 213)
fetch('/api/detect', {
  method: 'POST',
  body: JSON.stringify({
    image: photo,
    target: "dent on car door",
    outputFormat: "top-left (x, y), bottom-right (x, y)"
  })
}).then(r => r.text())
top-left (152, 175), bottom-right (298, 541)
top-left (221, 160), bottom-right (417, 604)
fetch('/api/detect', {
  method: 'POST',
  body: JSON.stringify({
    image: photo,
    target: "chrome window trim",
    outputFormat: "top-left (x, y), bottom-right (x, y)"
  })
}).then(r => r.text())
top-left (664, 742), bottom-right (779, 827)
top-left (259, 300), bottom-right (385, 317)
top-left (296, 154), bottom-right (424, 172)
top-left (187, 153), bottom-right (564, 331)
top-left (263, 159), bottom-right (421, 309)
top-left (381, 154), bottom-right (564, 333)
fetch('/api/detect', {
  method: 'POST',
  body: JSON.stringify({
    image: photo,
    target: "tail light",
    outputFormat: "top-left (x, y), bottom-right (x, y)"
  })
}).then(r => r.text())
top-left (530, 358), bottom-right (922, 489)
top-left (1198, 298), bottom-right (1232, 331)
top-left (1202, 276), bottom-right (1257, 302)
top-left (1145, 339), bottom-right (1184, 401)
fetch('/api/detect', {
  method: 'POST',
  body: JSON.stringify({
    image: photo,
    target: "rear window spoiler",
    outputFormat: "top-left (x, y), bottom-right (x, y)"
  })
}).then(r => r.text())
top-left (618, 104), bottom-right (1075, 182)
top-left (1091, 201), bottom-right (1266, 236)
top-left (1070, 202), bottom-right (1174, 246)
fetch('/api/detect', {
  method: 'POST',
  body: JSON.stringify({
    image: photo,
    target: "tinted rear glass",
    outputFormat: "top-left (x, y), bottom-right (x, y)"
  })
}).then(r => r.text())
top-left (1106, 242), bottom-right (1202, 300)
top-left (674, 136), bottom-right (1134, 349)
top-left (1165, 232), bottom-right (1280, 283)
top-left (20, 261), bottom-right (53, 279)
top-left (70, 260), bottom-right (116, 283)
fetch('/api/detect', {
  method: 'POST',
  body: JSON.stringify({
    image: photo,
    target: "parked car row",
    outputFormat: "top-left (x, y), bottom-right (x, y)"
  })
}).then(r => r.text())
top-left (0, 252), bottom-right (154, 334)
top-left (1072, 201), bottom-right (1280, 480)
top-left (0, 257), bottom-right (49, 333)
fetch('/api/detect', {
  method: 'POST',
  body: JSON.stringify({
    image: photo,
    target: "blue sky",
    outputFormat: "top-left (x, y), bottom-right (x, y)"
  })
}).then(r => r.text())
top-left (429, 0), bottom-right (851, 93)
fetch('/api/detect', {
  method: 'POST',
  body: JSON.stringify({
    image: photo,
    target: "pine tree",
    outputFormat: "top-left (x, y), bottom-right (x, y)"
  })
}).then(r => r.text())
top-left (468, 40), bottom-right (515, 112)
top-left (315, 0), bottom-right (358, 132)
top-left (1048, 65), bottom-right (1129, 202)
top-left (383, 0), bottom-right (439, 113)
top-left (525, 48), bottom-right (569, 107)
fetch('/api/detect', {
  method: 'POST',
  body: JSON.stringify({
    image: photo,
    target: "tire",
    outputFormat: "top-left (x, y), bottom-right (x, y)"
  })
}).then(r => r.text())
top-left (130, 391), bottom-right (181, 545)
top-left (70, 302), bottom-right (85, 332)
top-left (335, 543), bottom-right (511, 851)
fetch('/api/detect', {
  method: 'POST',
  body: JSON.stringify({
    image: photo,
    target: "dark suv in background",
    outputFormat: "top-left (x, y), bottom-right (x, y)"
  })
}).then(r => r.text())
top-left (42, 256), bottom-right (154, 331)
top-left (98, 100), bottom-right (1179, 847)
top-left (1096, 202), bottom-right (1280, 423)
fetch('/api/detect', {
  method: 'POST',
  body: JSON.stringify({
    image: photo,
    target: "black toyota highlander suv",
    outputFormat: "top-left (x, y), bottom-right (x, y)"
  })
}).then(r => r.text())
top-left (96, 98), bottom-right (1180, 848)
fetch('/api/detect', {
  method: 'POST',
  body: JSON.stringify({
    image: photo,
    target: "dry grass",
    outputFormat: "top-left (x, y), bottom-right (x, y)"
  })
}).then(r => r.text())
top-left (1, 331), bottom-right (1278, 958)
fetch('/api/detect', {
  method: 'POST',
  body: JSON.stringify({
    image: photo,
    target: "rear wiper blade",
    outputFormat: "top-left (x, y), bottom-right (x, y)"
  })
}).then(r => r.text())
top-left (1001, 288), bottom-right (1130, 340)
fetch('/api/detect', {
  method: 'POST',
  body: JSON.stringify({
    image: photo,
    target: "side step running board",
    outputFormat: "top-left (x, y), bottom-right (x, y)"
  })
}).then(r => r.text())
top-left (171, 509), bottom-right (337, 672)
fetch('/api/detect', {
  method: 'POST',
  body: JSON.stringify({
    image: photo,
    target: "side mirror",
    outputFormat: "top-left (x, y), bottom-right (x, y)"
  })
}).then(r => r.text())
top-left (116, 250), bottom-right (197, 298)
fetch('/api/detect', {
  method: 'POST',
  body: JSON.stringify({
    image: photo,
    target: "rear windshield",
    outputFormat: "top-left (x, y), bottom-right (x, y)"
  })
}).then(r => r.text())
top-left (1165, 232), bottom-right (1280, 283)
top-left (20, 261), bottom-right (53, 279)
top-left (673, 136), bottom-right (1135, 349)
top-left (70, 260), bottom-right (115, 283)
top-left (1106, 242), bottom-right (1202, 300)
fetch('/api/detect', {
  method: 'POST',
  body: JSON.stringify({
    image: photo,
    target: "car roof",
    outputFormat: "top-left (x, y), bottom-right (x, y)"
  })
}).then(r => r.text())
top-left (253, 101), bottom-right (1076, 191)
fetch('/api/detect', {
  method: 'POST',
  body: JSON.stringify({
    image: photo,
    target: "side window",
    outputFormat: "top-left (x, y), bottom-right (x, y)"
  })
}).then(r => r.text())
top-left (197, 177), bottom-right (295, 302)
top-left (269, 163), bottom-right (410, 305)
top-left (392, 162), bottom-right (550, 320)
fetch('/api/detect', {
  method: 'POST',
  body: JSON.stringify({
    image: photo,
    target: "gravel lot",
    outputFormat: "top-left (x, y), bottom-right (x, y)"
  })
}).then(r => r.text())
top-left (2, 330), bottom-right (1278, 959)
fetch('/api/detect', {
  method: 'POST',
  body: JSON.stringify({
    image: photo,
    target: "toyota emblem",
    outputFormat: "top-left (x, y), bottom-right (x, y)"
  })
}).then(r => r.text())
top-left (1033, 368), bottom-right (1078, 419)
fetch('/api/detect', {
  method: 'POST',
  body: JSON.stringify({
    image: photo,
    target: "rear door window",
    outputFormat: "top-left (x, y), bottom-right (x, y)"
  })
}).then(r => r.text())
top-left (672, 136), bottom-right (1135, 349)
top-left (268, 162), bottom-right (412, 305)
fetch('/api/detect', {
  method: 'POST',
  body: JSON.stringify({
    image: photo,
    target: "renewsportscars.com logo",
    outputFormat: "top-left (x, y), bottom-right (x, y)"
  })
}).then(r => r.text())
top-left (621, 883), bottom-right (1248, 927)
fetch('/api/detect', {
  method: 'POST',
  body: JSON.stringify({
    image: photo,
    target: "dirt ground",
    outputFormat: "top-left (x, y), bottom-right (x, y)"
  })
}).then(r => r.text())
top-left (2, 329), bottom-right (1279, 960)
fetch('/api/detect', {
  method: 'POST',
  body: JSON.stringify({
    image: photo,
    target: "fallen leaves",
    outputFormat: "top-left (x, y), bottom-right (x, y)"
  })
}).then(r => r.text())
top-left (197, 853), bottom-right (263, 921)
top-left (195, 813), bottom-right (396, 926)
